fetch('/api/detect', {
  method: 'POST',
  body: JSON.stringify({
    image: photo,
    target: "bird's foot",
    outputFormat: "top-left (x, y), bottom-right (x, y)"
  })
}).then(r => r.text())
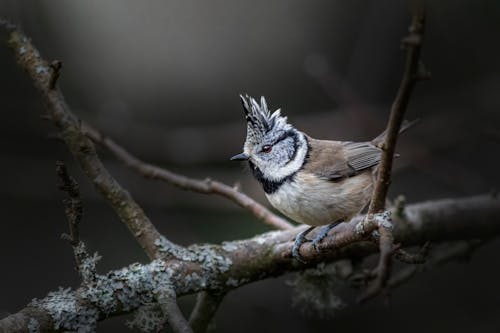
top-left (292, 226), bottom-right (315, 263)
top-left (311, 220), bottom-right (343, 252)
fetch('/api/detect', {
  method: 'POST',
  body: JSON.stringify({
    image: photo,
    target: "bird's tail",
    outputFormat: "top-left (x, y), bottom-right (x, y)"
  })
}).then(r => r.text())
top-left (371, 119), bottom-right (419, 148)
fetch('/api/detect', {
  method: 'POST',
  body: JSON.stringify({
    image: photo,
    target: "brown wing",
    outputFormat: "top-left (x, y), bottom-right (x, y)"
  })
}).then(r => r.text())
top-left (304, 137), bottom-right (381, 181)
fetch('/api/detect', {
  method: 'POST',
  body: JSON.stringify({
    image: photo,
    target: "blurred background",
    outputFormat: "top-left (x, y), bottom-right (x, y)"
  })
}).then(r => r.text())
top-left (1, 0), bottom-right (500, 332)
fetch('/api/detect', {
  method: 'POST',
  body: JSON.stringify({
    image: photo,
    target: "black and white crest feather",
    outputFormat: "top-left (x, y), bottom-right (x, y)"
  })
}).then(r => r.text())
top-left (240, 94), bottom-right (291, 146)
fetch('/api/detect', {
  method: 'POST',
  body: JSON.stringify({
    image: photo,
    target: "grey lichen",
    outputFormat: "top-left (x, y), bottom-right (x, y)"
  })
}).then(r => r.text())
top-left (27, 317), bottom-right (40, 333)
top-left (81, 259), bottom-right (177, 316)
top-left (374, 211), bottom-right (393, 230)
top-left (30, 287), bottom-right (99, 333)
top-left (126, 304), bottom-right (166, 333)
top-left (14, 259), bottom-right (175, 333)
top-left (35, 65), bottom-right (48, 75)
top-left (225, 278), bottom-right (239, 287)
top-left (184, 272), bottom-right (206, 289)
top-left (287, 262), bottom-right (346, 319)
top-left (155, 237), bottom-right (231, 269)
top-left (355, 211), bottom-right (393, 235)
top-left (225, 277), bottom-right (250, 288)
top-left (252, 230), bottom-right (282, 245)
top-left (221, 242), bottom-right (238, 252)
top-left (155, 236), bottom-right (232, 274)
top-left (355, 215), bottom-right (370, 235)
top-left (74, 242), bottom-right (101, 283)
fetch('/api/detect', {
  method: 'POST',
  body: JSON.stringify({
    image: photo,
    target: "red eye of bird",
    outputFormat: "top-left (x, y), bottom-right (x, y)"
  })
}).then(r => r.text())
top-left (262, 145), bottom-right (272, 153)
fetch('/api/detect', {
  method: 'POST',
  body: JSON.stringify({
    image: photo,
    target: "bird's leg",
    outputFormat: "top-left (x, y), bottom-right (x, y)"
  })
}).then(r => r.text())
top-left (292, 226), bottom-right (315, 263)
top-left (311, 220), bottom-right (343, 252)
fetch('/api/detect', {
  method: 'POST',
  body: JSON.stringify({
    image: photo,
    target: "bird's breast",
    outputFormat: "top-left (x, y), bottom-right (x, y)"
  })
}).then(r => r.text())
top-left (266, 171), bottom-right (374, 226)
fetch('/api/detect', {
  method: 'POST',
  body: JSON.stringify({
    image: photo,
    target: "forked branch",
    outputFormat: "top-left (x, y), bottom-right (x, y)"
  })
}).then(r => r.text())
top-left (361, 5), bottom-right (429, 302)
top-left (3, 24), bottom-right (174, 260)
top-left (2, 8), bottom-right (498, 333)
top-left (0, 194), bottom-right (498, 332)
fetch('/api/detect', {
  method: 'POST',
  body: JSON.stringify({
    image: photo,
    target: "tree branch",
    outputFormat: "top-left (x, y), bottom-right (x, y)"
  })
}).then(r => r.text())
top-left (2, 11), bottom-right (498, 333)
top-left (361, 6), bottom-right (428, 301)
top-left (83, 124), bottom-right (293, 231)
top-left (0, 194), bottom-right (498, 332)
top-left (56, 161), bottom-right (103, 285)
top-left (189, 291), bottom-right (226, 333)
top-left (157, 291), bottom-right (194, 333)
top-left (56, 161), bottom-right (83, 246)
top-left (388, 239), bottom-right (485, 289)
top-left (368, 6), bottom-right (427, 211)
top-left (3, 23), bottom-right (172, 260)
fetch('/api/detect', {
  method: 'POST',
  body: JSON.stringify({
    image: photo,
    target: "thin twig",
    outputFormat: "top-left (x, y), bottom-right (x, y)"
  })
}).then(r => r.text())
top-left (4, 23), bottom-right (170, 260)
top-left (394, 242), bottom-right (430, 264)
top-left (189, 291), bottom-right (226, 333)
top-left (56, 161), bottom-right (82, 246)
top-left (83, 123), bottom-right (294, 231)
top-left (56, 161), bottom-right (100, 283)
top-left (360, 6), bottom-right (427, 302)
top-left (389, 240), bottom-right (485, 289)
top-left (157, 291), bottom-right (194, 333)
top-left (368, 7), bottom-right (427, 214)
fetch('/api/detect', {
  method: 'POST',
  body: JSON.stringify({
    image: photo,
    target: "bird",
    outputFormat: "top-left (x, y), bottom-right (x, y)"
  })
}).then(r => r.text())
top-left (230, 94), bottom-right (404, 263)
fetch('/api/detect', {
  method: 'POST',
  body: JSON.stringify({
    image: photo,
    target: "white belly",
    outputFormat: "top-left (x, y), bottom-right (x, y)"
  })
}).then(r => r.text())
top-left (266, 172), bottom-right (373, 226)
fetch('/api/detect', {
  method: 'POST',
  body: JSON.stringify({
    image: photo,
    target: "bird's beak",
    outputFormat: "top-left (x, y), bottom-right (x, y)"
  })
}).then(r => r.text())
top-left (230, 152), bottom-right (249, 161)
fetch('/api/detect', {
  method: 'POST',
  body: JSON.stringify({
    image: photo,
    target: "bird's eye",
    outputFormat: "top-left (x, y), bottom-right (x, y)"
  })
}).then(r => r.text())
top-left (261, 145), bottom-right (272, 153)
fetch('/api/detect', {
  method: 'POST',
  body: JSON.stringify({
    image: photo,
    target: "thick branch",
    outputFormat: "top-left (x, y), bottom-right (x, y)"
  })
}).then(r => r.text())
top-left (1, 194), bottom-right (498, 332)
top-left (83, 124), bottom-right (293, 230)
top-left (1, 12), bottom-right (495, 333)
top-left (3, 25), bottom-right (168, 259)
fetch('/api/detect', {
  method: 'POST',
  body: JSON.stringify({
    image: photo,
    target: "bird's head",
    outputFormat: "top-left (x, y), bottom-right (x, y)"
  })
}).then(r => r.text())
top-left (231, 94), bottom-right (308, 183)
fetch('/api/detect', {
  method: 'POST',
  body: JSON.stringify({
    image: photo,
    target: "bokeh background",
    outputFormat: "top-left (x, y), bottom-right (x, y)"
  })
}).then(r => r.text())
top-left (1, 0), bottom-right (500, 332)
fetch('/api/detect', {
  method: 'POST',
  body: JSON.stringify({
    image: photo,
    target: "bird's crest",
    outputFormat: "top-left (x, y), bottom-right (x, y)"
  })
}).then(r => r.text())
top-left (239, 94), bottom-right (291, 146)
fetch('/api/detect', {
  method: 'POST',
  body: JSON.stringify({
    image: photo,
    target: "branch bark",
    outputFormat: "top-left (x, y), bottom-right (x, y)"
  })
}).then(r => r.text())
top-left (157, 291), bottom-right (194, 333)
top-left (361, 6), bottom-right (428, 301)
top-left (2, 11), bottom-right (498, 333)
top-left (0, 194), bottom-right (498, 332)
top-left (189, 291), bottom-right (225, 333)
top-left (368, 6), bottom-right (427, 213)
top-left (3, 24), bottom-right (169, 260)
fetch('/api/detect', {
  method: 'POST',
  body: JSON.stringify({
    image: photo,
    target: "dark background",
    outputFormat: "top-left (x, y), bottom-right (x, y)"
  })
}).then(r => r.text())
top-left (1, 0), bottom-right (500, 332)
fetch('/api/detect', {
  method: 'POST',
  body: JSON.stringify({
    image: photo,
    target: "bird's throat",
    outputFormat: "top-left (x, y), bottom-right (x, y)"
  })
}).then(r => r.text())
top-left (248, 161), bottom-right (294, 194)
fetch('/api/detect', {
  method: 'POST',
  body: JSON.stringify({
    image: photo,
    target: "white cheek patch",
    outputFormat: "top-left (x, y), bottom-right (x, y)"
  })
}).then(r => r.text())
top-left (266, 133), bottom-right (308, 181)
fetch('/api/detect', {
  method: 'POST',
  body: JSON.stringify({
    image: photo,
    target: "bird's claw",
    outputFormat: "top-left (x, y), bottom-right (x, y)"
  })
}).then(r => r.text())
top-left (310, 221), bottom-right (341, 252)
top-left (310, 232), bottom-right (329, 252)
top-left (291, 222), bottom-right (341, 262)
top-left (292, 226), bottom-right (315, 263)
top-left (292, 237), bottom-right (310, 263)
top-left (311, 238), bottom-right (322, 252)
